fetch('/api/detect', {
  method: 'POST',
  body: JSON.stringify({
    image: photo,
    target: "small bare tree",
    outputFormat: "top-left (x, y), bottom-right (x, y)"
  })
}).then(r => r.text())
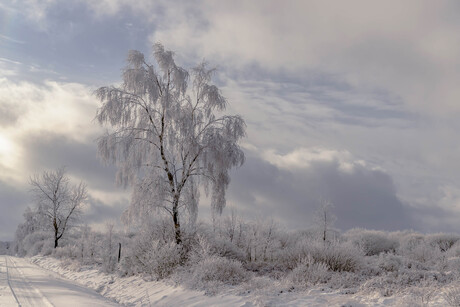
top-left (313, 199), bottom-right (337, 242)
top-left (29, 167), bottom-right (87, 248)
top-left (95, 43), bottom-right (246, 244)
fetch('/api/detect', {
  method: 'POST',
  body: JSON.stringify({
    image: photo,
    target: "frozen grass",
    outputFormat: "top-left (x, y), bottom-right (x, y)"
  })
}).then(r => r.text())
top-left (12, 217), bottom-right (460, 306)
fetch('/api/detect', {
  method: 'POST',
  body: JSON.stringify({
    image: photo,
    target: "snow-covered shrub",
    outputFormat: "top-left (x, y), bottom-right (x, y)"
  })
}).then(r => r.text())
top-left (361, 269), bottom-right (453, 297)
top-left (345, 229), bottom-right (398, 256)
top-left (192, 233), bottom-right (245, 262)
top-left (239, 275), bottom-right (284, 295)
top-left (78, 231), bottom-right (102, 264)
top-left (102, 224), bottom-right (119, 273)
top-left (237, 219), bottom-right (282, 263)
top-left (407, 279), bottom-right (439, 307)
top-left (242, 261), bottom-right (286, 279)
top-left (327, 271), bottom-right (365, 291)
top-left (398, 233), bottom-right (425, 254)
top-left (427, 233), bottom-right (460, 252)
top-left (22, 231), bottom-right (52, 256)
top-left (308, 241), bottom-right (363, 272)
top-left (189, 255), bottom-right (249, 291)
top-left (143, 216), bottom-right (176, 244)
top-left (40, 240), bottom-right (54, 256)
top-left (272, 247), bottom-right (300, 271)
top-left (444, 285), bottom-right (460, 307)
top-left (0, 242), bottom-right (11, 255)
top-left (29, 240), bottom-right (46, 256)
top-left (407, 242), bottom-right (442, 263)
top-left (53, 245), bottom-right (80, 259)
top-left (287, 255), bottom-right (329, 287)
top-left (377, 253), bottom-right (403, 272)
top-left (446, 257), bottom-right (460, 272)
top-left (272, 239), bottom-right (362, 273)
top-left (122, 239), bottom-right (182, 279)
top-left (447, 241), bottom-right (460, 258)
top-left (397, 233), bottom-right (443, 263)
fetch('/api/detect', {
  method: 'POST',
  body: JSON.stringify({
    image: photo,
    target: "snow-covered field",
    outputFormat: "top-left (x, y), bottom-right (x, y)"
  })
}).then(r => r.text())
top-left (23, 255), bottom-right (451, 306)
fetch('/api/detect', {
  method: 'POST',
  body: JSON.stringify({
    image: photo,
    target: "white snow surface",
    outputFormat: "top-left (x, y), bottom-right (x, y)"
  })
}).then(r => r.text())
top-left (0, 255), bottom-right (453, 306)
top-left (0, 255), bottom-right (119, 306)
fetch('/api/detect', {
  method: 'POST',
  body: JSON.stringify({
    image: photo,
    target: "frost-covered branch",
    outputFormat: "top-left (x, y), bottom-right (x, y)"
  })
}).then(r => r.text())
top-left (95, 43), bottom-right (246, 244)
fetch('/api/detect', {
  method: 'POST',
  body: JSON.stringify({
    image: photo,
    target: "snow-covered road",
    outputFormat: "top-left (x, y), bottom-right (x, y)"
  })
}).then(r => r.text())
top-left (0, 256), bottom-right (119, 307)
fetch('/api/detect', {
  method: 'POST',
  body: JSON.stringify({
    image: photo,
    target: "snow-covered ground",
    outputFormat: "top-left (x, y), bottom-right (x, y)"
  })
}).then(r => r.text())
top-left (26, 255), bottom-right (450, 306)
top-left (0, 254), bottom-right (455, 306)
top-left (0, 255), bottom-right (119, 306)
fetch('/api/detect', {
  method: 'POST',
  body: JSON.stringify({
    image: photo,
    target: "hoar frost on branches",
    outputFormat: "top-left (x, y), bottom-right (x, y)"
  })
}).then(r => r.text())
top-left (95, 43), bottom-right (246, 244)
top-left (29, 167), bottom-right (87, 248)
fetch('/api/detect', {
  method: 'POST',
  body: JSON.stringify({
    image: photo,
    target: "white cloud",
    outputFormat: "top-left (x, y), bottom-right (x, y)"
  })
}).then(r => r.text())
top-left (13, 0), bottom-right (460, 115)
top-left (4, 0), bottom-right (460, 233)
top-left (261, 147), bottom-right (377, 175)
top-left (229, 151), bottom-right (412, 231)
top-left (0, 78), bottom-right (100, 182)
top-left (147, 0), bottom-right (460, 116)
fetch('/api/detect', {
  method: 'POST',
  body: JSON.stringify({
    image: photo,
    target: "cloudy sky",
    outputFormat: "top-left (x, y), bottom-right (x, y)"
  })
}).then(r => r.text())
top-left (1, 0), bottom-right (460, 240)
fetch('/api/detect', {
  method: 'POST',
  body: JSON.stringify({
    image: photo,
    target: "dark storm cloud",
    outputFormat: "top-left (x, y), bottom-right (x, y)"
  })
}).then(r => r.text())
top-left (407, 204), bottom-right (460, 234)
top-left (228, 152), bottom-right (415, 231)
top-left (0, 180), bottom-right (30, 241)
top-left (84, 195), bottom-right (127, 225)
top-left (22, 132), bottom-right (117, 191)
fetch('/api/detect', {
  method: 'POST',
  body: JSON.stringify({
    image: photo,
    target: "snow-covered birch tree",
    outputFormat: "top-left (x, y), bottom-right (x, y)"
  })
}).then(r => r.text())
top-left (95, 43), bottom-right (246, 244)
top-left (29, 167), bottom-right (87, 248)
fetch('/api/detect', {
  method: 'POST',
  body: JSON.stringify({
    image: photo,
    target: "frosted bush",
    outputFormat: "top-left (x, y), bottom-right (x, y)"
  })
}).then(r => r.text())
top-left (197, 235), bottom-right (245, 261)
top-left (124, 239), bottom-right (182, 279)
top-left (446, 257), bottom-right (460, 272)
top-left (447, 241), bottom-right (460, 258)
top-left (360, 269), bottom-right (452, 297)
top-left (272, 247), bottom-right (301, 271)
top-left (242, 261), bottom-right (287, 280)
top-left (29, 240), bottom-right (45, 256)
top-left (408, 243), bottom-right (442, 263)
top-left (398, 233), bottom-right (425, 254)
top-left (79, 232), bottom-right (102, 264)
top-left (287, 255), bottom-right (329, 287)
top-left (189, 255), bottom-right (248, 292)
top-left (427, 233), bottom-right (460, 252)
top-left (240, 275), bottom-right (280, 293)
top-left (327, 271), bottom-right (365, 291)
top-left (101, 224), bottom-right (119, 273)
top-left (40, 239), bottom-right (54, 256)
top-left (408, 279), bottom-right (438, 307)
top-left (273, 239), bottom-right (362, 273)
top-left (309, 241), bottom-right (363, 272)
top-left (396, 233), bottom-right (443, 263)
top-left (377, 253), bottom-right (403, 272)
top-left (22, 231), bottom-right (52, 256)
top-left (53, 245), bottom-right (80, 259)
top-left (345, 229), bottom-right (398, 256)
top-left (444, 285), bottom-right (460, 306)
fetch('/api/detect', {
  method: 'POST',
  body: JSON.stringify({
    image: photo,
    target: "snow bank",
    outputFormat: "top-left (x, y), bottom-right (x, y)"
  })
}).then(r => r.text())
top-left (28, 256), bottom-right (451, 306)
top-left (30, 256), bottom-right (253, 306)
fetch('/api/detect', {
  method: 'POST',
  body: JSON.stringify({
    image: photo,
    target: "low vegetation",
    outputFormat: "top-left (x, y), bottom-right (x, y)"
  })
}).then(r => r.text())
top-left (11, 212), bottom-right (460, 304)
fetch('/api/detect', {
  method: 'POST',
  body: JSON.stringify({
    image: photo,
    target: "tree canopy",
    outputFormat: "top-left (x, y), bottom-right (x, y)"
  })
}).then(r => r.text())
top-left (95, 43), bottom-right (246, 244)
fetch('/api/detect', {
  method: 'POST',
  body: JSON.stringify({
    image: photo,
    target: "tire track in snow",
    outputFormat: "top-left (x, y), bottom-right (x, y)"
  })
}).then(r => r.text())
top-left (7, 256), bottom-right (55, 307)
top-left (5, 256), bottom-right (21, 306)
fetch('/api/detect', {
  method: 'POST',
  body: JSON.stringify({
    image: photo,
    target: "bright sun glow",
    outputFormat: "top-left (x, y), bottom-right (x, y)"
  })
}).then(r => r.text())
top-left (0, 133), bottom-right (17, 168)
top-left (0, 134), bottom-right (13, 154)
